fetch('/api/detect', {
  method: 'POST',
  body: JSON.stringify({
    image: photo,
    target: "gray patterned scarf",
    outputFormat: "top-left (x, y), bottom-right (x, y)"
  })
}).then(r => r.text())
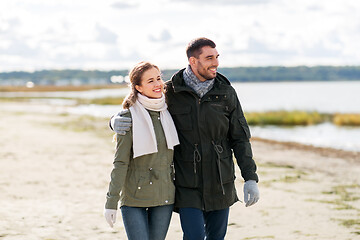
top-left (183, 65), bottom-right (215, 98)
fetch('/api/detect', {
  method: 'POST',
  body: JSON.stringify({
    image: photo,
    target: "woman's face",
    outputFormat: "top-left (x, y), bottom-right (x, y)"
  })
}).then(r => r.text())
top-left (135, 67), bottom-right (164, 99)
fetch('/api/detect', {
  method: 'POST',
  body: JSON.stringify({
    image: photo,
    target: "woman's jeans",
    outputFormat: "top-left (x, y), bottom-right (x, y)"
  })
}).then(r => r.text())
top-left (121, 204), bottom-right (173, 240)
top-left (179, 207), bottom-right (229, 240)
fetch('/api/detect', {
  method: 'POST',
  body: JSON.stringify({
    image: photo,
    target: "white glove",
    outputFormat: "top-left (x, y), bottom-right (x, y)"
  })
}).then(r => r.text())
top-left (243, 180), bottom-right (259, 207)
top-left (111, 109), bottom-right (132, 135)
top-left (104, 209), bottom-right (117, 228)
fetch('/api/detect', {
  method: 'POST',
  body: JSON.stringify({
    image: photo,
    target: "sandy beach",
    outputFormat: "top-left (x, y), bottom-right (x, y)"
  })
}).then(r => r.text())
top-left (0, 101), bottom-right (359, 240)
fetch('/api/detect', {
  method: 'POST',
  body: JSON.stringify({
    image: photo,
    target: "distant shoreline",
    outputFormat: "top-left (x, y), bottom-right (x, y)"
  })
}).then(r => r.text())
top-left (1, 66), bottom-right (360, 85)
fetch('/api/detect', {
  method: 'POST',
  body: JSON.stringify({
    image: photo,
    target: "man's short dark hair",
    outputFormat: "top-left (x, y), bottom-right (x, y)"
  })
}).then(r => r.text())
top-left (186, 37), bottom-right (216, 59)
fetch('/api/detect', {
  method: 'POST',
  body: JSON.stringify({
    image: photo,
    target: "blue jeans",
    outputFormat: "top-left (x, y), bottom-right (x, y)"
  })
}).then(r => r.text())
top-left (179, 207), bottom-right (229, 240)
top-left (121, 204), bottom-right (173, 240)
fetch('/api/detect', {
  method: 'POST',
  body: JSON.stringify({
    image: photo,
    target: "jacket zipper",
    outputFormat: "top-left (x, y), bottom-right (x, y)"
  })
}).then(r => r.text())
top-left (194, 93), bottom-right (205, 210)
top-left (193, 95), bottom-right (202, 174)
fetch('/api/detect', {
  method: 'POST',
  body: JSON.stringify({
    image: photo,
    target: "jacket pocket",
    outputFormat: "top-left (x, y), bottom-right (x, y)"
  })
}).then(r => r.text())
top-left (170, 106), bottom-right (192, 131)
top-left (174, 164), bottom-right (199, 188)
top-left (134, 175), bottom-right (153, 200)
top-left (239, 116), bottom-right (251, 139)
top-left (174, 148), bottom-right (199, 188)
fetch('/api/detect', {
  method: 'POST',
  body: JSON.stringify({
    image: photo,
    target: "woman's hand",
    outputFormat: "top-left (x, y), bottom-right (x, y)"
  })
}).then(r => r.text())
top-left (104, 209), bottom-right (117, 227)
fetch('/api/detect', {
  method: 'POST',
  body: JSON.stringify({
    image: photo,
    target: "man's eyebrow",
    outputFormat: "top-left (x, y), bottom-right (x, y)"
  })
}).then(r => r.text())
top-left (205, 54), bottom-right (219, 58)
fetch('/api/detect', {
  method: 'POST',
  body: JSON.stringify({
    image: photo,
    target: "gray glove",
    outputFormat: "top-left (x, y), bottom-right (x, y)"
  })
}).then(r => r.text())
top-left (243, 180), bottom-right (260, 207)
top-left (110, 109), bottom-right (132, 135)
top-left (104, 209), bottom-right (117, 228)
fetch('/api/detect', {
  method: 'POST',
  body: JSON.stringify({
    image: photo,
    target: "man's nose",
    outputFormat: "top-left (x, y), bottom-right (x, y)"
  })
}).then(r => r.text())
top-left (213, 58), bottom-right (219, 67)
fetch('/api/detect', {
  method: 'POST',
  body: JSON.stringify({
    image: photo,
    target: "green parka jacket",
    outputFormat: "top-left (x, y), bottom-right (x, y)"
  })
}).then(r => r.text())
top-left (105, 110), bottom-right (175, 210)
top-left (166, 69), bottom-right (258, 211)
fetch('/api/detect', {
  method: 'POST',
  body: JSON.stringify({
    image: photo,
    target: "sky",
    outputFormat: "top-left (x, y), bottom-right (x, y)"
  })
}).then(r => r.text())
top-left (0, 0), bottom-right (360, 72)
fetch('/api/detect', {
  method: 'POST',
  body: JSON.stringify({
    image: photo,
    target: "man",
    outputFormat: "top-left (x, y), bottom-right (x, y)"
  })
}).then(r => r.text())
top-left (111, 37), bottom-right (259, 240)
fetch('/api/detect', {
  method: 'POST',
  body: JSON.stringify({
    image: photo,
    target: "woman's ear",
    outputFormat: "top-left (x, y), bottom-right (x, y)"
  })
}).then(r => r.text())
top-left (135, 85), bottom-right (142, 93)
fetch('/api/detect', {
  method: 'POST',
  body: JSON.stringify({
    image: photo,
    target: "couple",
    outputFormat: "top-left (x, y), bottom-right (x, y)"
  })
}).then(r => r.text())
top-left (104, 37), bottom-right (260, 240)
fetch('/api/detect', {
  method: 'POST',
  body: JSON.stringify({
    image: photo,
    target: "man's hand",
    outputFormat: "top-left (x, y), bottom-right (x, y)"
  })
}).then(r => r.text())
top-left (104, 209), bottom-right (117, 228)
top-left (110, 109), bottom-right (132, 135)
top-left (243, 180), bottom-right (259, 207)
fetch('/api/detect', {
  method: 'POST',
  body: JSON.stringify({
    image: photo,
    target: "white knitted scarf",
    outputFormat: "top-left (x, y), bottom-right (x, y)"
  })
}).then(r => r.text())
top-left (129, 93), bottom-right (179, 158)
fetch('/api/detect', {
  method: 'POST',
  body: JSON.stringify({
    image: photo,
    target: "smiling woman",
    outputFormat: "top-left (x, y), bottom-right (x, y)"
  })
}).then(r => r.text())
top-left (104, 61), bottom-right (179, 240)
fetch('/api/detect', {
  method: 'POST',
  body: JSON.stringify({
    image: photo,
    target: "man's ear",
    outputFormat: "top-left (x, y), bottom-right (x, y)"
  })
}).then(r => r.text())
top-left (189, 56), bottom-right (196, 66)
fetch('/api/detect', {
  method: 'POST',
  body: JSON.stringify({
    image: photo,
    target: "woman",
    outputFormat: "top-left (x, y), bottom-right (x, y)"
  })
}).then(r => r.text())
top-left (104, 62), bottom-right (179, 240)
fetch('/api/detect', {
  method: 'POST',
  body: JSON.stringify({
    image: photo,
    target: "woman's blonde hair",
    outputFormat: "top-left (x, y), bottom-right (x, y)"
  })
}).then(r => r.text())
top-left (122, 61), bottom-right (160, 109)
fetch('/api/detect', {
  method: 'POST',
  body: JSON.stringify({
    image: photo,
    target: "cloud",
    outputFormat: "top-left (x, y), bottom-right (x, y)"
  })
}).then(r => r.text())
top-left (169, 0), bottom-right (269, 5)
top-left (245, 38), bottom-right (268, 54)
top-left (95, 24), bottom-right (118, 44)
top-left (303, 41), bottom-right (342, 58)
top-left (148, 29), bottom-right (172, 42)
top-left (0, 38), bottom-right (39, 57)
top-left (111, 1), bottom-right (137, 9)
top-left (306, 5), bottom-right (323, 11)
top-left (237, 37), bottom-right (295, 56)
top-left (0, 17), bottom-right (20, 34)
top-left (1, 0), bottom-right (360, 71)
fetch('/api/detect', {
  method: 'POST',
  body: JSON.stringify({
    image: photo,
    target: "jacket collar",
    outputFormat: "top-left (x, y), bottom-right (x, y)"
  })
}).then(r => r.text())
top-left (171, 68), bottom-right (191, 93)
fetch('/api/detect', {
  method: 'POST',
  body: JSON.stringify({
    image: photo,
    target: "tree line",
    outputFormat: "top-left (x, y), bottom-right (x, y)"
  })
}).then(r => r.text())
top-left (215, 66), bottom-right (360, 82)
top-left (0, 66), bottom-right (359, 85)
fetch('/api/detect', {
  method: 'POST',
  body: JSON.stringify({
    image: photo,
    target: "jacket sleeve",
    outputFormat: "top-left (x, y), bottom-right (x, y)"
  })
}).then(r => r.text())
top-left (105, 117), bottom-right (132, 209)
top-left (108, 116), bottom-right (114, 131)
top-left (228, 92), bottom-right (259, 182)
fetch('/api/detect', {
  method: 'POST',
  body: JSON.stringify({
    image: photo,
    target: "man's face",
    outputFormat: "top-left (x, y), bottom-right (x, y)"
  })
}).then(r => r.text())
top-left (191, 46), bottom-right (219, 82)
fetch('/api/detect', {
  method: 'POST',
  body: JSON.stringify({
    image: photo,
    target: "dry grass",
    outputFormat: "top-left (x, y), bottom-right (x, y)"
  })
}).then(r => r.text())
top-left (333, 113), bottom-right (360, 126)
top-left (244, 111), bottom-right (325, 126)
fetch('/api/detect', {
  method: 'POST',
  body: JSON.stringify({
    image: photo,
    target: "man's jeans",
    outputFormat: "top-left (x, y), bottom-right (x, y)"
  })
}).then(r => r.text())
top-left (121, 204), bottom-right (173, 240)
top-left (179, 207), bottom-right (229, 240)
